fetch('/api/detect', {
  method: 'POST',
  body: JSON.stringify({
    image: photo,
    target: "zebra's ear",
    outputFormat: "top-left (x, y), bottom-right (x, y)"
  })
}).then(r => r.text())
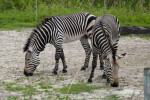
top-left (116, 53), bottom-right (126, 60)
top-left (28, 47), bottom-right (33, 52)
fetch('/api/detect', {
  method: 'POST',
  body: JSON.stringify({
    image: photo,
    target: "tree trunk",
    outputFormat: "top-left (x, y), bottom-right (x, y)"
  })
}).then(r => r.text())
top-left (120, 26), bottom-right (150, 35)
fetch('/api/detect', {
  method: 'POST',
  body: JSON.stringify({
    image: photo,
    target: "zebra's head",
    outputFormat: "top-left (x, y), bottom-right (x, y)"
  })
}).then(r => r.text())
top-left (104, 53), bottom-right (126, 87)
top-left (24, 47), bottom-right (40, 76)
top-left (104, 56), bottom-right (119, 87)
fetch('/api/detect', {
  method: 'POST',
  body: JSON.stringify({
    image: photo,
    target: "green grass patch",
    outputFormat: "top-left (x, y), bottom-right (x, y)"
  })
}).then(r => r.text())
top-left (7, 96), bottom-right (19, 100)
top-left (0, 3), bottom-right (150, 30)
top-left (103, 94), bottom-right (121, 100)
top-left (137, 35), bottom-right (150, 40)
top-left (6, 83), bottom-right (23, 92)
top-left (118, 87), bottom-right (124, 91)
top-left (57, 83), bottom-right (101, 94)
top-left (45, 95), bottom-right (70, 100)
top-left (57, 77), bottom-right (65, 81)
top-left (2, 82), bottom-right (40, 96)
top-left (38, 81), bottom-right (52, 89)
top-left (23, 85), bottom-right (40, 96)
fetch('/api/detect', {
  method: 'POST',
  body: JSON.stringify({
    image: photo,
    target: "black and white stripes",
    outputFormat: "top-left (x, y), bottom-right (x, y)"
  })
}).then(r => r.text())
top-left (88, 14), bottom-right (120, 87)
top-left (23, 12), bottom-right (96, 76)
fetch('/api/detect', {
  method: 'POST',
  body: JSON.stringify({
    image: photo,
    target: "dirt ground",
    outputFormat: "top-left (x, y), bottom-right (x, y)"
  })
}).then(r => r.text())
top-left (0, 29), bottom-right (150, 100)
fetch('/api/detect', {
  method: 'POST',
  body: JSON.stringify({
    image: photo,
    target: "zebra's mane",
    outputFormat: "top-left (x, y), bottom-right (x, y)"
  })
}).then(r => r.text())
top-left (23, 17), bottom-right (52, 52)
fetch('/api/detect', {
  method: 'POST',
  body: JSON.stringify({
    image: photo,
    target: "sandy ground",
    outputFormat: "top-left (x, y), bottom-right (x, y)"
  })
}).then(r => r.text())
top-left (0, 29), bottom-right (150, 100)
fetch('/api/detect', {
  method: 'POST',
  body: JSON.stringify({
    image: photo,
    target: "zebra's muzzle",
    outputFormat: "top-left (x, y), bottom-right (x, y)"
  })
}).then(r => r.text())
top-left (111, 82), bottom-right (119, 87)
top-left (24, 71), bottom-right (33, 76)
top-left (24, 68), bottom-right (33, 76)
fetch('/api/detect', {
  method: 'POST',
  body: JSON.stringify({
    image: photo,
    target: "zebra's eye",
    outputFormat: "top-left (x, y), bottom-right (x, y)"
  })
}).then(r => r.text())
top-left (26, 51), bottom-right (32, 60)
top-left (106, 57), bottom-right (109, 60)
top-left (27, 58), bottom-right (30, 61)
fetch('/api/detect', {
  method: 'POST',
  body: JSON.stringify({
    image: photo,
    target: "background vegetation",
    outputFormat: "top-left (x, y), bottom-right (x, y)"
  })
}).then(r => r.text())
top-left (0, 0), bottom-right (150, 30)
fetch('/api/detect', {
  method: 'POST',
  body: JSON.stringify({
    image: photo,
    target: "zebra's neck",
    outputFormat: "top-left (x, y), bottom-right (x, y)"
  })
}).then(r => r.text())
top-left (29, 20), bottom-right (56, 53)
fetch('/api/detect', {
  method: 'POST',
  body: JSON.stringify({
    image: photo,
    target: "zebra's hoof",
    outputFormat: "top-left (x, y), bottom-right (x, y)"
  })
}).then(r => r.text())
top-left (107, 78), bottom-right (110, 83)
top-left (102, 74), bottom-right (106, 79)
top-left (62, 69), bottom-right (67, 73)
top-left (100, 65), bottom-right (104, 70)
top-left (53, 70), bottom-right (57, 75)
top-left (81, 67), bottom-right (86, 71)
top-left (88, 79), bottom-right (92, 83)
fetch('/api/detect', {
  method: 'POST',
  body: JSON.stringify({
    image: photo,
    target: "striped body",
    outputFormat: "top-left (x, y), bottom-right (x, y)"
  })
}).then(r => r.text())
top-left (53, 13), bottom-right (95, 43)
top-left (88, 14), bottom-right (120, 87)
top-left (23, 12), bottom-right (96, 76)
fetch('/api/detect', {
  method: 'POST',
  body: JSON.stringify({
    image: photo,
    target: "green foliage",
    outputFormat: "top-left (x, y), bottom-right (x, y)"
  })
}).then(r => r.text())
top-left (0, 0), bottom-right (150, 11)
top-left (0, 0), bottom-right (150, 30)
top-left (57, 83), bottom-right (101, 94)
top-left (0, 0), bottom-right (15, 11)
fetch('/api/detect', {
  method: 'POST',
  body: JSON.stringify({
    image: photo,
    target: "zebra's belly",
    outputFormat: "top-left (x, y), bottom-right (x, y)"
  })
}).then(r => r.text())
top-left (63, 33), bottom-right (85, 43)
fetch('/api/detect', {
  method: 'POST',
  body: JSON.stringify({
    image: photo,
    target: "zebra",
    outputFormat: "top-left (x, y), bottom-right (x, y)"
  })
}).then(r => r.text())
top-left (87, 14), bottom-right (126, 87)
top-left (23, 12), bottom-right (96, 76)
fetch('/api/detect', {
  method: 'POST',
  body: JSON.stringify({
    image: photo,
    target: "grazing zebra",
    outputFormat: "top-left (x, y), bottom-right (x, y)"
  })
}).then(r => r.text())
top-left (88, 14), bottom-right (125, 87)
top-left (23, 12), bottom-right (96, 76)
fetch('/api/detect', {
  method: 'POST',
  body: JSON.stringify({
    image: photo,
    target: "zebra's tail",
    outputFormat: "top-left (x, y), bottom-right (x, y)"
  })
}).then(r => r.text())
top-left (99, 21), bottom-right (115, 58)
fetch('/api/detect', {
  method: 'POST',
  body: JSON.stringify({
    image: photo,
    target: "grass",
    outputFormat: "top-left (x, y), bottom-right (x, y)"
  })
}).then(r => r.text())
top-left (137, 35), bottom-right (150, 40)
top-left (103, 94), bottom-right (121, 100)
top-left (2, 81), bottom-right (40, 96)
top-left (121, 34), bottom-right (150, 40)
top-left (118, 87), bottom-right (124, 91)
top-left (0, 4), bottom-right (150, 30)
top-left (57, 83), bottom-right (102, 94)
top-left (22, 85), bottom-right (40, 96)
top-left (3, 78), bottom-right (111, 98)
top-left (57, 77), bottom-right (65, 81)
top-left (5, 83), bottom-right (23, 92)
top-left (7, 96), bottom-right (19, 100)
top-left (44, 95), bottom-right (70, 100)
top-left (38, 81), bottom-right (52, 89)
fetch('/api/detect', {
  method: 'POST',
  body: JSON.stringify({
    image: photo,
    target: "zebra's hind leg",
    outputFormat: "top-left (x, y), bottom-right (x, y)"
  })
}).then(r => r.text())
top-left (53, 47), bottom-right (62, 75)
top-left (80, 35), bottom-right (92, 71)
top-left (88, 52), bottom-right (98, 82)
top-left (102, 71), bottom-right (107, 79)
top-left (99, 54), bottom-right (106, 79)
top-left (107, 78), bottom-right (110, 83)
top-left (61, 49), bottom-right (68, 73)
top-left (99, 54), bottom-right (104, 70)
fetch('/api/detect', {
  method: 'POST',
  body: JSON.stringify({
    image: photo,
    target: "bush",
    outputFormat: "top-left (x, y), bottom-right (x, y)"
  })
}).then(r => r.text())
top-left (0, 0), bottom-right (15, 11)
top-left (0, 0), bottom-right (150, 30)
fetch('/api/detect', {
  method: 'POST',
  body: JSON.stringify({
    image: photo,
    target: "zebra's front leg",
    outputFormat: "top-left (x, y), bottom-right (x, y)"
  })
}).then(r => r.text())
top-left (80, 36), bottom-right (92, 70)
top-left (53, 47), bottom-right (62, 75)
top-left (88, 52), bottom-right (98, 82)
top-left (60, 49), bottom-right (68, 73)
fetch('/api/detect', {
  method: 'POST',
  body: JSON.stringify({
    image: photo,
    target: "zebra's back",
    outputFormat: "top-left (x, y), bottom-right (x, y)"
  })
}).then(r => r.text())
top-left (92, 14), bottom-right (120, 54)
top-left (52, 12), bottom-right (96, 43)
